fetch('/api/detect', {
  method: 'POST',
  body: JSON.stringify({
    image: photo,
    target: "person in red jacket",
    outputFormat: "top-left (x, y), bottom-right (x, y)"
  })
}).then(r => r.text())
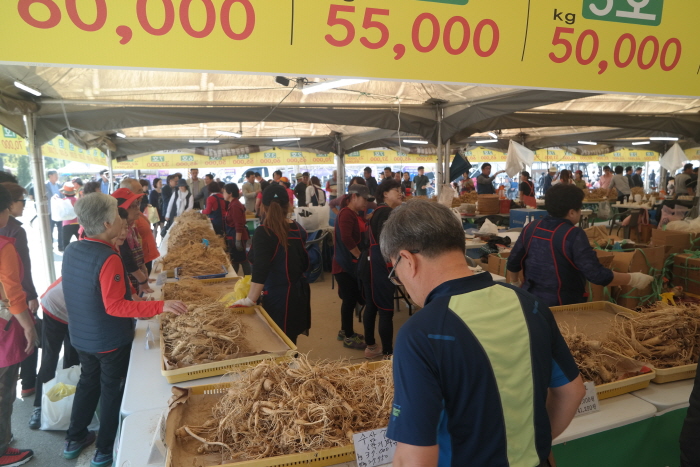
top-left (202, 182), bottom-right (228, 236)
top-left (333, 184), bottom-right (373, 350)
top-left (61, 193), bottom-right (188, 466)
top-left (0, 183), bottom-right (38, 467)
top-left (223, 184), bottom-right (251, 275)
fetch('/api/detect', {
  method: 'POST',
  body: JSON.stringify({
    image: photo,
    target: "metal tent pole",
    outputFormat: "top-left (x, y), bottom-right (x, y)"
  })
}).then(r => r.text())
top-left (436, 107), bottom-right (444, 195)
top-left (107, 149), bottom-right (114, 194)
top-left (25, 114), bottom-right (56, 283)
top-left (335, 135), bottom-right (346, 196)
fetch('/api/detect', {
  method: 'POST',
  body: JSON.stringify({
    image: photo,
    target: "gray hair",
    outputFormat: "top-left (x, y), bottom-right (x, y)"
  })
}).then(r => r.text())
top-left (120, 177), bottom-right (134, 189)
top-left (74, 193), bottom-right (118, 237)
top-left (380, 199), bottom-right (465, 262)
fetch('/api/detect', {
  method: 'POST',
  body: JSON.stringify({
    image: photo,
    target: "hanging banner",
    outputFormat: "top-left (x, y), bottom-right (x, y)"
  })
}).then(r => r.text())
top-left (465, 147), bottom-right (663, 163)
top-left (42, 136), bottom-right (108, 165)
top-left (0, 1), bottom-right (698, 97)
top-left (0, 126), bottom-right (26, 155)
top-left (112, 149), bottom-right (335, 170)
top-left (345, 150), bottom-right (436, 165)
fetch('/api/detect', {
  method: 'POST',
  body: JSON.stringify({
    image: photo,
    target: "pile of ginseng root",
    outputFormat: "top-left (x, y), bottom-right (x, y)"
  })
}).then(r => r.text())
top-left (162, 211), bottom-right (229, 277)
top-left (560, 303), bottom-right (700, 385)
top-left (161, 278), bottom-right (249, 369)
top-left (176, 356), bottom-right (393, 461)
top-left (161, 302), bottom-right (250, 369)
top-left (606, 303), bottom-right (700, 369)
top-left (559, 325), bottom-right (623, 385)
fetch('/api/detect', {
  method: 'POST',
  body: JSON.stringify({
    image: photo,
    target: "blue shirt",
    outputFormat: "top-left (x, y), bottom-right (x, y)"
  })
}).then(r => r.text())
top-left (387, 273), bottom-right (579, 467)
top-left (542, 174), bottom-right (553, 194)
top-left (506, 216), bottom-right (615, 307)
top-left (45, 181), bottom-right (63, 213)
top-left (100, 179), bottom-right (111, 195)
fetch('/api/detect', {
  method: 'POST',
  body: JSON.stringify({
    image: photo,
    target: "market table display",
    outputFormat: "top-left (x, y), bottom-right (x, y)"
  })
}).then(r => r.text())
top-left (552, 395), bottom-right (659, 467)
top-left (120, 318), bottom-right (233, 418)
top-left (632, 379), bottom-right (693, 412)
top-left (114, 406), bottom-right (385, 467)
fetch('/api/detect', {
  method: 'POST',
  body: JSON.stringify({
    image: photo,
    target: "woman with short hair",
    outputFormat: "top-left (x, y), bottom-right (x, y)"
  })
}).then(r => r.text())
top-left (149, 178), bottom-right (163, 237)
top-left (202, 182), bottom-right (228, 236)
top-left (223, 183), bottom-right (250, 275)
top-left (0, 182), bottom-right (39, 400)
top-left (362, 178), bottom-right (402, 358)
top-left (0, 182), bottom-right (38, 466)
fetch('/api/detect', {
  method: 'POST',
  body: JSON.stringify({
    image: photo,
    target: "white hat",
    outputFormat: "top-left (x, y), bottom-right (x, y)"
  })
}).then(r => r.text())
top-left (548, 166), bottom-right (557, 173)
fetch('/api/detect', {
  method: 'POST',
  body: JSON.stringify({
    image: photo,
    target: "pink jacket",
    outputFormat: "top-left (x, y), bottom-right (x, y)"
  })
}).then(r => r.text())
top-left (0, 236), bottom-right (34, 368)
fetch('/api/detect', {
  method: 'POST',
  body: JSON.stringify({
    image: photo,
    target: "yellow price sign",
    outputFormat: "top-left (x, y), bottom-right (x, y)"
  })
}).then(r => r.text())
top-left (0, 0), bottom-right (697, 97)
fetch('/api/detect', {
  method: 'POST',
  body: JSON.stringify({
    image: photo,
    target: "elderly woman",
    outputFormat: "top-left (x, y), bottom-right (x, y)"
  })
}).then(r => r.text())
top-left (223, 183), bottom-right (251, 276)
top-left (0, 182), bottom-right (39, 398)
top-left (29, 209), bottom-right (129, 430)
top-left (0, 183), bottom-right (38, 466)
top-left (61, 193), bottom-right (187, 467)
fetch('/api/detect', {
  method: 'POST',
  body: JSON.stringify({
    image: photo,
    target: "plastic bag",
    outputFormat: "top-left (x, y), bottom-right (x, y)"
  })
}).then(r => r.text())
top-left (144, 205), bottom-right (160, 224)
top-left (50, 197), bottom-right (76, 222)
top-left (437, 184), bottom-right (456, 208)
top-left (598, 201), bottom-right (611, 220)
top-left (294, 206), bottom-right (330, 232)
top-left (218, 276), bottom-right (252, 305)
top-left (41, 366), bottom-right (99, 431)
top-left (478, 218), bottom-right (499, 236)
top-left (45, 382), bottom-right (76, 402)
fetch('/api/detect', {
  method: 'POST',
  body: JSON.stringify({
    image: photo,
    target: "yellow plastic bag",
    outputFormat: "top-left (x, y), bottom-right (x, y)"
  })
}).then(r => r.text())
top-left (219, 275), bottom-right (252, 306)
top-left (46, 382), bottom-right (76, 402)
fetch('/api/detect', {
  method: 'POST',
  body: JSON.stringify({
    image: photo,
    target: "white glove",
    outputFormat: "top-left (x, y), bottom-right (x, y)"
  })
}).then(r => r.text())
top-left (233, 297), bottom-right (255, 307)
top-left (628, 272), bottom-right (654, 289)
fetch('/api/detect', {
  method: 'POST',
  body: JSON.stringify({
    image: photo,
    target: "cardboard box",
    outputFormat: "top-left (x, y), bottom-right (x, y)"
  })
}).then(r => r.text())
top-left (486, 252), bottom-right (510, 277)
top-left (587, 251), bottom-right (615, 302)
top-left (651, 229), bottom-right (698, 255)
top-left (610, 246), bottom-right (665, 309)
top-left (672, 254), bottom-right (700, 295)
top-left (584, 226), bottom-right (621, 249)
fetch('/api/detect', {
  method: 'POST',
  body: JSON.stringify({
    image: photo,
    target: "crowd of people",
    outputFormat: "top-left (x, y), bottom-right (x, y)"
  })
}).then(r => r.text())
top-left (4, 161), bottom-right (700, 467)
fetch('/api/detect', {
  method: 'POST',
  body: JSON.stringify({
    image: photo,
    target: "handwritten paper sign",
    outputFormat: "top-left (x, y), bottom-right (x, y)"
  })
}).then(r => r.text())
top-left (575, 382), bottom-right (600, 417)
top-left (353, 428), bottom-right (397, 467)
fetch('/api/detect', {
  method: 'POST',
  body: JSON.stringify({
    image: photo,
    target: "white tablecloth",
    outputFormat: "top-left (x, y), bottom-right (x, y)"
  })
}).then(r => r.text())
top-left (631, 380), bottom-right (693, 412)
top-left (553, 394), bottom-right (657, 445)
top-left (120, 319), bottom-right (232, 418)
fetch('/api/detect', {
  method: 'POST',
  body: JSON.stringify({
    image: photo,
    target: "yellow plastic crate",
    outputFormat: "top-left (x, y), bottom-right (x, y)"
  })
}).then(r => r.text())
top-left (160, 306), bottom-right (297, 384)
top-left (652, 364), bottom-right (697, 384)
top-left (165, 361), bottom-right (390, 467)
top-left (551, 301), bottom-right (656, 399)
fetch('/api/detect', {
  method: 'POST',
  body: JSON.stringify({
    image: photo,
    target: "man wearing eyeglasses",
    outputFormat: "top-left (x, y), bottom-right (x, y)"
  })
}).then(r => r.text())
top-left (381, 200), bottom-right (585, 467)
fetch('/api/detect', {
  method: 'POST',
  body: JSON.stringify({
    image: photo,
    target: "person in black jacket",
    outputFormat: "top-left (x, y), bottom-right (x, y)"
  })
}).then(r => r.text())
top-left (160, 174), bottom-right (178, 239)
top-left (149, 177), bottom-right (163, 236)
top-left (362, 179), bottom-right (402, 358)
top-left (233, 185), bottom-right (311, 344)
top-left (364, 167), bottom-right (378, 196)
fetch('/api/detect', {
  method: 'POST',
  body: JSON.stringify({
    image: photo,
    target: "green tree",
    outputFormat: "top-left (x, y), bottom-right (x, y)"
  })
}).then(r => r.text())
top-left (17, 155), bottom-right (30, 187)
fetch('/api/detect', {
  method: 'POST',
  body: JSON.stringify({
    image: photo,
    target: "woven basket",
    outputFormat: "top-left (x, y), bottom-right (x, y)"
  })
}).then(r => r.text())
top-left (478, 195), bottom-right (500, 215)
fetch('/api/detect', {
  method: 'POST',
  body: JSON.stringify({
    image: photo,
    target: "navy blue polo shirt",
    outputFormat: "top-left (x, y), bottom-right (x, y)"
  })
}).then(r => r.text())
top-left (387, 273), bottom-right (579, 467)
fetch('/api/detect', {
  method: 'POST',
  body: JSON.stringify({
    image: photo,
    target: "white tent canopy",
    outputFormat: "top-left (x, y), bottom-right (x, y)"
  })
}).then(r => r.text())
top-left (0, 65), bottom-right (698, 160)
top-left (57, 161), bottom-right (107, 175)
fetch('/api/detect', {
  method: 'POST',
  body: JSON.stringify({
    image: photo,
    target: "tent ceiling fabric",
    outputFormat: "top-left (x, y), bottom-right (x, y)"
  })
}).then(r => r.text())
top-left (0, 65), bottom-right (698, 157)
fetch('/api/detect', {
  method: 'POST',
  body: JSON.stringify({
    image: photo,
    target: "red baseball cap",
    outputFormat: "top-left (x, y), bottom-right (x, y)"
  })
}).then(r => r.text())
top-left (111, 188), bottom-right (144, 209)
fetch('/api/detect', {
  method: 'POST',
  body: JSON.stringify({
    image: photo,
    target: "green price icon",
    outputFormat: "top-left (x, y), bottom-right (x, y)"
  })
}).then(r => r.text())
top-left (583, 0), bottom-right (663, 26)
